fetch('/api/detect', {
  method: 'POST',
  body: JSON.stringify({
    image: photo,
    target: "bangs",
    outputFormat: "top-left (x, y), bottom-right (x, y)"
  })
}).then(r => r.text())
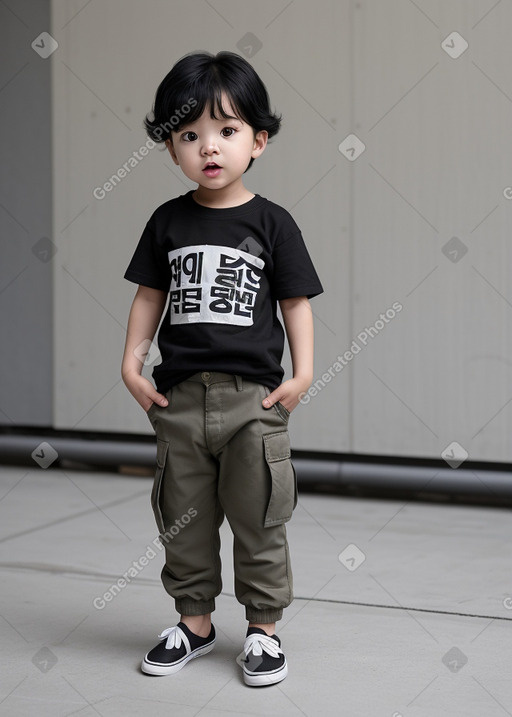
top-left (204, 86), bottom-right (248, 125)
top-left (165, 77), bottom-right (249, 133)
top-left (144, 51), bottom-right (281, 151)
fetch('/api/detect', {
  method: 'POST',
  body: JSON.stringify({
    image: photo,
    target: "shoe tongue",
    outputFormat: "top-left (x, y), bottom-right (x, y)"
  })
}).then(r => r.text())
top-left (246, 627), bottom-right (280, 644)
top-left (177, 621), bottom-right (213, 649)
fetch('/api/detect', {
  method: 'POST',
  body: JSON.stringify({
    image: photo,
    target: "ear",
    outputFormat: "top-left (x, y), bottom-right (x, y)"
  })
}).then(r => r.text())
top-left (165, 138), bottom-right (180, 166)
top-left (251, 130), bottom-right (268, 160)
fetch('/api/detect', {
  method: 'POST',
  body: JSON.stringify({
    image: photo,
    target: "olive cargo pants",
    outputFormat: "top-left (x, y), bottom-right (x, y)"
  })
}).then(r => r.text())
top-left (146, 372), bottom-right (297, 624)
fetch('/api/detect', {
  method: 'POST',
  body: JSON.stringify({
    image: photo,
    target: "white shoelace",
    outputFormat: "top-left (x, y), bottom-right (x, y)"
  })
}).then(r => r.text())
top-left (242, 633), bottom-right (283, 660)
top-left (157, 626), bottom-right (190, 652)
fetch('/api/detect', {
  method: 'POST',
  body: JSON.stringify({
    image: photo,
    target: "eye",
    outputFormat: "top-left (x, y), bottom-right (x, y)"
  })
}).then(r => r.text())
top-left (182, 131), bottom-right (198, 142)
top-left (220, 127), bottom-right (236, 137)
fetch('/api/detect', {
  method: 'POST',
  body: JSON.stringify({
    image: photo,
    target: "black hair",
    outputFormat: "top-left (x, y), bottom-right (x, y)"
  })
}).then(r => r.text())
top-left (144, 51), bottom-right (281, 170)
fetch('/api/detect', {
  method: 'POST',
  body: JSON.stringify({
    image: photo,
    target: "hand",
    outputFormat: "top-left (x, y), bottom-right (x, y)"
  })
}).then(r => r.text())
top-left (122, 371), bottom-right (169, 413)
top-left (262, 377), bottom-right (312, 414)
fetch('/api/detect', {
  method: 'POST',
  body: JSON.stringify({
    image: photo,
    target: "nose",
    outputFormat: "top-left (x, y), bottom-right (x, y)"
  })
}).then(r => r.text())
top-left (201, 137), bottom-right (219, 156)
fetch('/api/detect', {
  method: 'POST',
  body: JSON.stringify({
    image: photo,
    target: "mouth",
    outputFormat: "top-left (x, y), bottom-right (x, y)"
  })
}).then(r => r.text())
top-left (202, 162), bottom-right (222, 177)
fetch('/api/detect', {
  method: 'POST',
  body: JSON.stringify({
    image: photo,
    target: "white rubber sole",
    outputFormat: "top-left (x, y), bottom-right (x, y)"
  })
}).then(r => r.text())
top-left (141, 640), bottom-right (215, 676)
top-left (242, 659), bottom-right (288, 687)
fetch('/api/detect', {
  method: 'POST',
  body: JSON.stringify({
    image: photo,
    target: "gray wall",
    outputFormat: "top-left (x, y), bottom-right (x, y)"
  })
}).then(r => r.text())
top-left (0, 0), bottom-right (53, 426)
top-left (2, 0), bottom-right (512, 464)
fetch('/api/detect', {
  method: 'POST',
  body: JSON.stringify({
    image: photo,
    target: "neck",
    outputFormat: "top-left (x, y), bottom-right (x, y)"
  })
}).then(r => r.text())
top-left (193, 182), bottom-right (254, 209)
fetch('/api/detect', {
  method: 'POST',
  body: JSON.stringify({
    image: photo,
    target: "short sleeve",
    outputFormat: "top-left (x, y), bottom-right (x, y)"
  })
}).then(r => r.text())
top-left (271, 228), bottom-right (323, 301)
top-left (124, 216), bottom-right (170, 291)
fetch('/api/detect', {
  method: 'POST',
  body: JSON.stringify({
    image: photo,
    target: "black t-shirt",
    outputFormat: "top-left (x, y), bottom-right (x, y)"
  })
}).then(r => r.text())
top-left (124, 191), bottom-right (323, 392)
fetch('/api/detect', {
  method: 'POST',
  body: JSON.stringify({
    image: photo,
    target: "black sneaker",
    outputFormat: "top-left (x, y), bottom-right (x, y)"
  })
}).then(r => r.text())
top-left (239, 627), bottom-right (288, 687)
top-left (141, 622), bottom-right (215, 676)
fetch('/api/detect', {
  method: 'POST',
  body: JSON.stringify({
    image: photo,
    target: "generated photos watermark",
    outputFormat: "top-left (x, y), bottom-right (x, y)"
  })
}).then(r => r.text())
top-left (93, 98), bottom-right (197, 200)
top-left (93, 507), bottom-right (197, 610)
top-left (299, 301), bottom-right (403, 405)
top-left (31, 32), bottom-right (58, 59)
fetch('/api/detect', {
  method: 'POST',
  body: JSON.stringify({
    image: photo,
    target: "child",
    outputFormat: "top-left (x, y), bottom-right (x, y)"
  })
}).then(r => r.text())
top-left (121, 51), bottom-right (323, 687)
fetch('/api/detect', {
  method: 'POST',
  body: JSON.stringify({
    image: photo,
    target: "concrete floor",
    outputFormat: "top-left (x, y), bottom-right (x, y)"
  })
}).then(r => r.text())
top-left (0, 464), bottom-right (511, 717)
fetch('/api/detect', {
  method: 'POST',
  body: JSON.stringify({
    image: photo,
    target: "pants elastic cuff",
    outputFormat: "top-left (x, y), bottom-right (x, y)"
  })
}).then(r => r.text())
top-left (245, 607), bottom-right (283, 623)
top-left (175, 597), bottom-right (216, 616)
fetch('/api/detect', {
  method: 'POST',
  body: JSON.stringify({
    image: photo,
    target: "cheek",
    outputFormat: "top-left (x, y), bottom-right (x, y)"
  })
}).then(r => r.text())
top-left (166, 142), bottom-right (180, 163)
top-left (174, 147), bottom-right (193, 165)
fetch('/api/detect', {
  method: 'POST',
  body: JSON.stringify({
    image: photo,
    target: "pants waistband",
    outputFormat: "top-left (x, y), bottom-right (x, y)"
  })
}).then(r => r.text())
top-left (187, 372), bottom-right (244, 390)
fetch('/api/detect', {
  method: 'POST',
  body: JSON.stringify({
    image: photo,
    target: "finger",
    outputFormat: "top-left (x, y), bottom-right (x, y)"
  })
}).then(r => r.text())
top-left (142, 391), bottom-right (168, 412)
top-left (152, 391), bottom-right (169, 407)
top-left (262, 391), bottom-right (281, 408)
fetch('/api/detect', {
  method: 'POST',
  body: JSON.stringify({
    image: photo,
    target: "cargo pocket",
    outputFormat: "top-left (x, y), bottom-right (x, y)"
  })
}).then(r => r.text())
top-left (263, 430), bottom-right (297, 527)
top-left (151, 438), bottom-right (169, 535)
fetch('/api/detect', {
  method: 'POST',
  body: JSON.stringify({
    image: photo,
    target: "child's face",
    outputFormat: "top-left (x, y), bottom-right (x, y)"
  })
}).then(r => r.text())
top-left (165, 97), bottom-right (267, 197)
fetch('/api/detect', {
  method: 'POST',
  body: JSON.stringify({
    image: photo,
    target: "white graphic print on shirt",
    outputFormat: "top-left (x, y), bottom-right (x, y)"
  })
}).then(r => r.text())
top-left (167, 244), bottom-right (265, 326)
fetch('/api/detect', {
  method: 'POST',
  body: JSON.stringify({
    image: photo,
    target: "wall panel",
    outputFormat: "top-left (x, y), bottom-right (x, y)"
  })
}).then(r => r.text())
top-left (49, 0), bottom-right (512, 462)
top-left (51, 0), bottom-right (351, 450)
